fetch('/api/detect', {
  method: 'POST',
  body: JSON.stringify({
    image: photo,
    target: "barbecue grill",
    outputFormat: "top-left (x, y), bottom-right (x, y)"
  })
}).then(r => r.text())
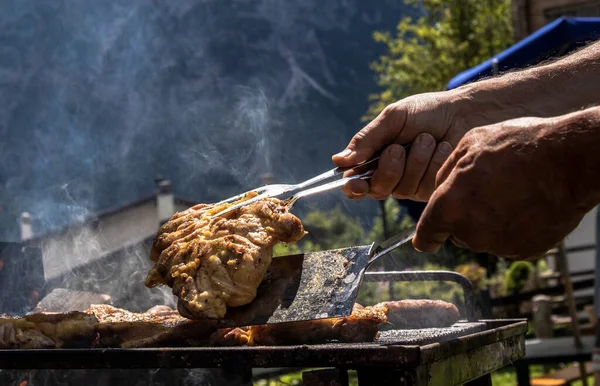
top-left (0, 270), bottom-right (527, 386)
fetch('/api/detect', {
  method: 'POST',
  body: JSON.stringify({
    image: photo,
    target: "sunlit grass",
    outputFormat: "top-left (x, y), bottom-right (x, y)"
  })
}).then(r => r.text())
top-left (254, 365), bottom-right (593, 386)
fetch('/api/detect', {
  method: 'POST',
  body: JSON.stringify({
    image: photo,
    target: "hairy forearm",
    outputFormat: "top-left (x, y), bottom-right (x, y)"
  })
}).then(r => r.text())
top-left (453, 41), bottom-right (600, 128)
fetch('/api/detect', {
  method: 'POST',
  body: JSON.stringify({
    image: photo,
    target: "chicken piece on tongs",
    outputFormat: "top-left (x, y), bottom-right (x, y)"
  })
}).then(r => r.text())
top-left (145, 192), bottom-right (306, 320)
top-left (146, 147), bottom-right (410, 323)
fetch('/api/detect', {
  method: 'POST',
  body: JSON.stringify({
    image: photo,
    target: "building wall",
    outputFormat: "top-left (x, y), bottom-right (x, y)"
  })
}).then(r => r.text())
top-left (41, 200), bottom-right (190, 282)
top-left (0, 243), bottom-right (45, 314)
top-left (512, 0), bottom-right (600, 40)
top-left (563, 206), bottom-right (596, 273)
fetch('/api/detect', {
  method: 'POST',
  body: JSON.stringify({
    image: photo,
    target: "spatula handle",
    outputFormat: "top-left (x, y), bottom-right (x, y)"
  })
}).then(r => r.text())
top-left (367, 225), bottom-right (417, 265)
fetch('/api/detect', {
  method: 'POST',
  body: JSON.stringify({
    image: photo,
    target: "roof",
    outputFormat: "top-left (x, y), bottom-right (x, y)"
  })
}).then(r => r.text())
top-left (24, 193), bottom-right (198, 244)
top-left (446, 17), bottom-right (600, 90)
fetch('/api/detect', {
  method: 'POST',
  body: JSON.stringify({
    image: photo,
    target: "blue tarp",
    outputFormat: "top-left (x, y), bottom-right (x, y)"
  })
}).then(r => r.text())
top-left (446, 16), bottom-right (600, 90)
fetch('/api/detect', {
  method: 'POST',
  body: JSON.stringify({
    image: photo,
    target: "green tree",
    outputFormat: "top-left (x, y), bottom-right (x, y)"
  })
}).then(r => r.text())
top-left (367, 199), bottom-right (414, 243)
top-left (365, 0), bottom-right (513, 120)
top-left (273, 205), bottom-right (366, 257)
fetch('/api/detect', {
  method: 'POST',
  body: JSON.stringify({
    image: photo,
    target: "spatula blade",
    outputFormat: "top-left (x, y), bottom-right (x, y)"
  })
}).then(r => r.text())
top-left (216, 245), bottom-right (371, 328)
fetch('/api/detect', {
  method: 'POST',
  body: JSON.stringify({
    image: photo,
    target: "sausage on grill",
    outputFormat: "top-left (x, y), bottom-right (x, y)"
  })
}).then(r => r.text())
top-left (375, 299), bottom-right (460, 329)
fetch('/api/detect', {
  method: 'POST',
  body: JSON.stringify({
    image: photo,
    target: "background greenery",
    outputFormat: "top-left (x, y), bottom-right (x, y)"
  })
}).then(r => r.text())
top-left (364, 0), bottom-right (513, 120)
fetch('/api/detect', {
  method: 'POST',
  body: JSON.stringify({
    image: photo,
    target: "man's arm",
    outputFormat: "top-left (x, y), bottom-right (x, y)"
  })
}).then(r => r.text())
top-left (454, 40), bottom-right (600, 129)
top-left (332, 41), bottom-right (600, 203)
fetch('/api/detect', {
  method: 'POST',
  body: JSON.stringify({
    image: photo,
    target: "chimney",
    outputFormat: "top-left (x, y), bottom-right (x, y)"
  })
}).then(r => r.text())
top-left (20, 212), bottom-right (33, 241)
top-left (156, 179), bottom-right (175, 225)
top-left (261, 173), bottom-right (274, 185)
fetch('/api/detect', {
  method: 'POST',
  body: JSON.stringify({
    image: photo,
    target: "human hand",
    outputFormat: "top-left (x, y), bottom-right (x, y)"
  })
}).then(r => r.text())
top-left (332, 91), bottom-right (470, 202)
top-left (413, 108), bottom-right (600, 260)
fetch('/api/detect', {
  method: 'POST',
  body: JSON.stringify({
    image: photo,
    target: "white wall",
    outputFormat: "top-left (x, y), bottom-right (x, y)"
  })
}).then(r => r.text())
top-left (41, 200), bottom-right (190, 281)
top-left (563, 206), bottom-right (597, 273)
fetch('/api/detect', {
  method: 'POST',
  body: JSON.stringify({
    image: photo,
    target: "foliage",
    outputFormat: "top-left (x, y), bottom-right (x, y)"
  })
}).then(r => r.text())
top-left (252, 365), bottom-right (593, 386)
top-left (273, 240), bottom-right (319, 257)
top-left (272, 205), bottom-right (365, 257)
top-left (254, 370), bottom-right (360, 386)
top-left (274, 197), bottom-right (413, 258)
top-left (357, 262), bottom-right (464, 307)
top-left (486, 258), bottom-right (510, 297)
top-left (455, 262), bottom-right (487, 290)
top-left (393, 262), bottom-right (464, 305)
top-left (302, 205), bottom-right (366, 249)
top-left (367, 198), bottom-right (415, 242)
top-left (364, 0), bottom-right (514, 120)
top-left (536, 257), bottom-right (549, 274)
top-left (505, 261), bottom-right (535, 293)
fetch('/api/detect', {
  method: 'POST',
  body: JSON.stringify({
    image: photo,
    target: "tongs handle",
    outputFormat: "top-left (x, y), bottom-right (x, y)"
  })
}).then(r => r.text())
top-left (286, 144), bottom-right (410, 207)
top-left (212, 143), bottom-right (412, 218)
top-left (333, 152), bottom-right (382, 174)
top-left (333, 143), bottom-right (412, 175)
top-left (298, 143), bottom-right (411, 190)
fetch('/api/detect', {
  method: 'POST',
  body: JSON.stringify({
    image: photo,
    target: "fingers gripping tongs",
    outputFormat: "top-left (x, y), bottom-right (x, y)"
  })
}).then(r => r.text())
top-left (211, 144), bottom-right (411, 218)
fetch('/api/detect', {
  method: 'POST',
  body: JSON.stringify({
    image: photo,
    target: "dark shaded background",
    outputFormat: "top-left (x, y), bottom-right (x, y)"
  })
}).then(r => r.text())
top-left (0, 0), bottom-right (421, 241)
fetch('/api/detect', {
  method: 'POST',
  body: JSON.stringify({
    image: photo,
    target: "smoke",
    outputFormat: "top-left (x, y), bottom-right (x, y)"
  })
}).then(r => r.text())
top-left (0, 0), bottom-right (421, 308)
top-left (0, 1), bottom-right (427, 384)
top-left (44, 230), bottom-right (178, 312)
top-left (0, 0), bottom-right (423, 241)
top-left (0, 0), bottom-right (431, 321)
top-left (234, 86), bottom-right (272, 175)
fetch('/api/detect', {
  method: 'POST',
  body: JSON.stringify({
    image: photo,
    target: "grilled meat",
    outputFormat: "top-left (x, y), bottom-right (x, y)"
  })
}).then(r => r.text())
top-left (0, 312), bottom-right (97, 349)
top-left (145, 192), bottom-right (306, 320)
top-left (0, 303), bottom-right (390, 349)
top-left (85, 304), bottom-right (218, 348)
top-left (214, 303), bottom-right (388, 346)
top-left (0, 300), bottom-right (460, 349)
top-left (375, 300), bottom-right (460, 329)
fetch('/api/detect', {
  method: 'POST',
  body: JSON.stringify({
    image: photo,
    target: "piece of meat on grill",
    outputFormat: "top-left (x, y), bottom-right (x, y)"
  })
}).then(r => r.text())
top-left (0, 303), bottom-right (389, 349)
top-left (145, 192), bottom-right (306, 320)
top-left (0, 312), bottom-right (98, 349)
top-left (214, 303), bottom-right (389, 346)
top-left (85, 304), bottom-right (219, 348)
top-left (375, 299), bottom-right (460, 329)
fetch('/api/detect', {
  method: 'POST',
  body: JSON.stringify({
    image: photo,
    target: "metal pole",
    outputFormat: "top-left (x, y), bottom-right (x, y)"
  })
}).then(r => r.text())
top-left (492, 58), bottom-right (499, 75)
top-left (379, 200), bottom-right (395, 300)
top-left (557, 242), bottom-right (583, 348)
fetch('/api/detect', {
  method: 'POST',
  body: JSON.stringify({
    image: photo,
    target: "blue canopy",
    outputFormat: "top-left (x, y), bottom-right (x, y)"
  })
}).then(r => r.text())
top-left (446, 16), bottom-right (600, 90)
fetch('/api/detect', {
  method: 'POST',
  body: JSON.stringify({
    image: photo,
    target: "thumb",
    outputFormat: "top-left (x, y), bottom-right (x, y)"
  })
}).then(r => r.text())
top-left (412, 188), bottom-right (452, 253)
top-left (332, 105), bottom-right (406, 167)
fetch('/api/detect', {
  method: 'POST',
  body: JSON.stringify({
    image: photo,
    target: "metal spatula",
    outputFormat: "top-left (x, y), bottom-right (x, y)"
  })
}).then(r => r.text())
top-left (215, 225), bottom-right (417, 328)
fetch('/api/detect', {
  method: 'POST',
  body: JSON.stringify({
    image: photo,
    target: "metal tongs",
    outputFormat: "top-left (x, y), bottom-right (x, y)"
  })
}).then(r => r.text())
top-left (211, 144), bottom-right (411, 218)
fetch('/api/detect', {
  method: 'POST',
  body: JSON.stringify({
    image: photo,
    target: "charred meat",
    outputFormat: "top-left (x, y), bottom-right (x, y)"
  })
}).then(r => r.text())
top-left (85, 304), bottom-right (219, 348)
top-left (215, 303), bottom-right (388, 346)
top-left (0, 312), bottom-right (97, 349)
top-left (0, 303), bottom-right (389, 349)
top-left (145, 192), bottom-right (306, 320)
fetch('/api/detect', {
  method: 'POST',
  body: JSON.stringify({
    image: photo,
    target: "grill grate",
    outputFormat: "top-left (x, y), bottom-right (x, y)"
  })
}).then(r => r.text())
top-left (0, 319), bottom-right (528, 375)
top-left (375, 322), bottom-right (487, 346)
